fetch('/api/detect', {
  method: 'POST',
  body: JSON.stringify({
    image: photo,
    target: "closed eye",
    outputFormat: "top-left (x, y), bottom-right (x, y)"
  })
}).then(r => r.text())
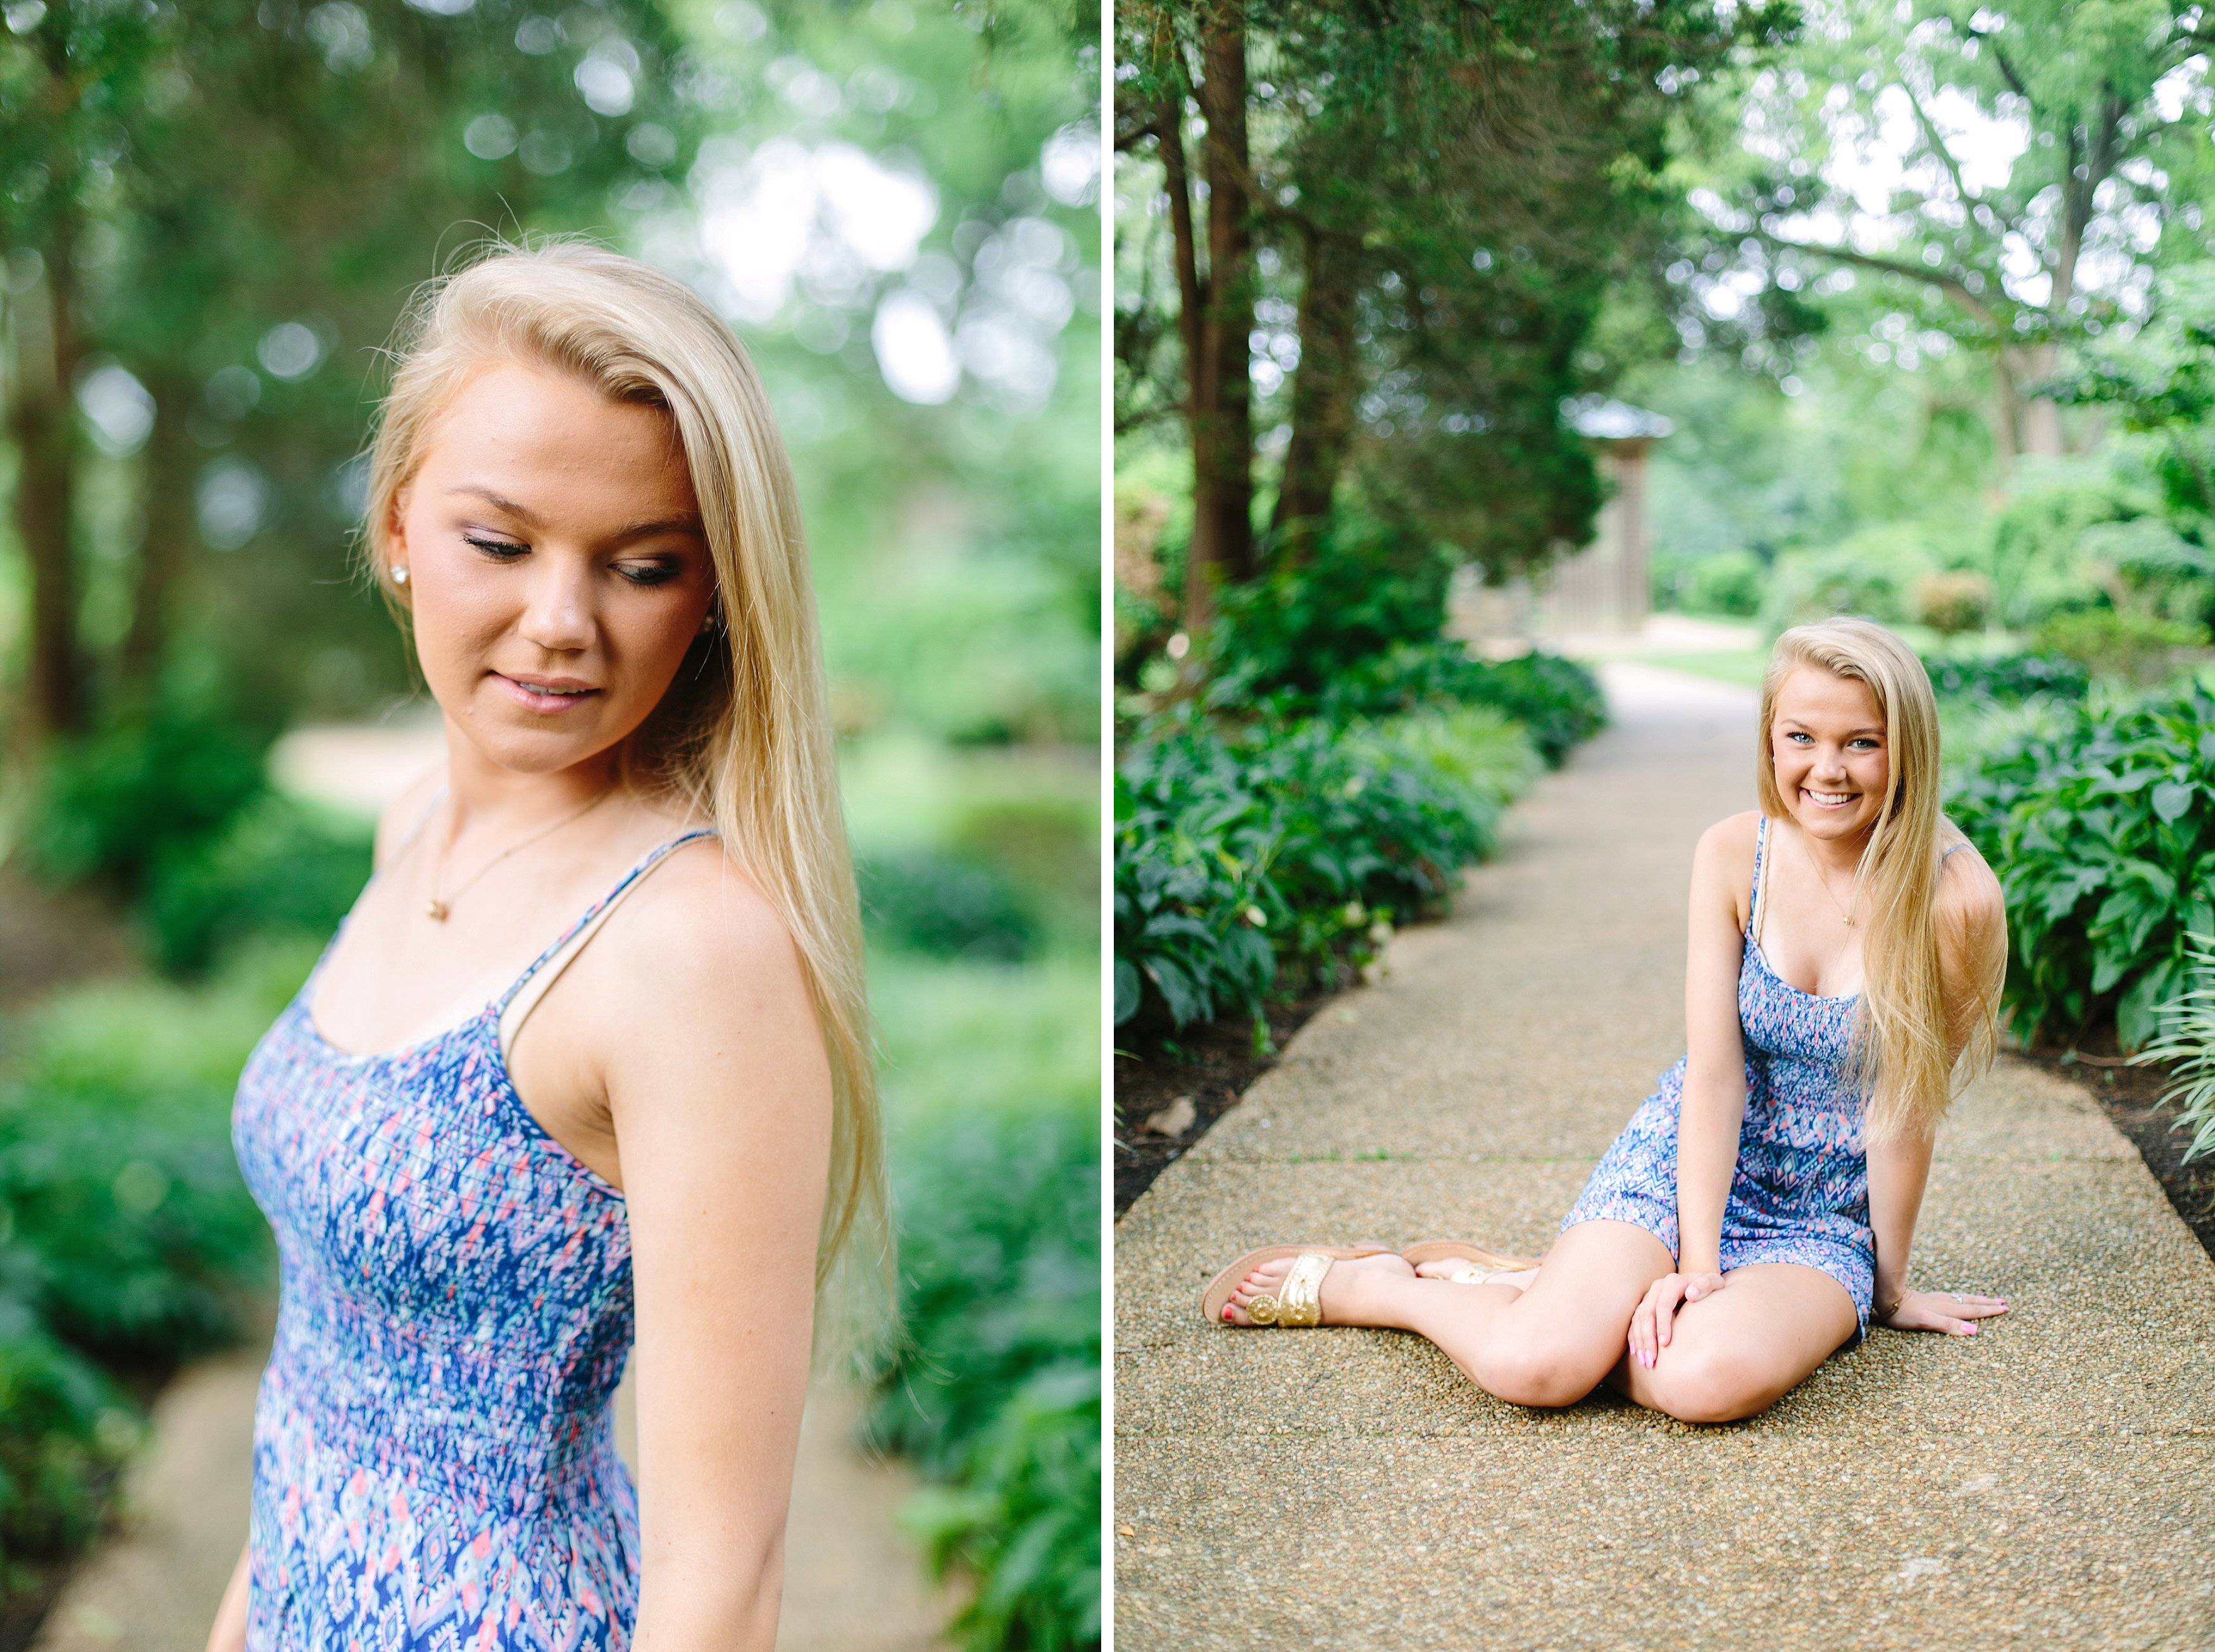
top-left (463, 534), bottom-right (528, 561)
top-left (615, 559), bottom-right (682, 587)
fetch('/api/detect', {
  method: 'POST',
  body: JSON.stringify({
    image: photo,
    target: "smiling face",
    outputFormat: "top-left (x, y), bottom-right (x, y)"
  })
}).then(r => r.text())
top-left (1769, 665), bottom-right (1892, 846)
top-left (386, 360), bottom-right (717, 777)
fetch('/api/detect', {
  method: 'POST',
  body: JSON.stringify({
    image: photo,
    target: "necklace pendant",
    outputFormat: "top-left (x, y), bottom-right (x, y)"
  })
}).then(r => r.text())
top-left (426, 899), bottom-right (449, 922)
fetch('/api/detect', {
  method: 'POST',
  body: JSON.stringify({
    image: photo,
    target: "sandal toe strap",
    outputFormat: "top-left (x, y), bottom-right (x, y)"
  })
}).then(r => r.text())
top-left (1254, 1251), bottom-right (1333, 1327)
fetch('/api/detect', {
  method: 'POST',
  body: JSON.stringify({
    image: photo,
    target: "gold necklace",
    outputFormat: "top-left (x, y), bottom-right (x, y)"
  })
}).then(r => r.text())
top-left (425, 789), bottom-right (615, 922)
top-left (1799, 825), bottom-right (1861, 927)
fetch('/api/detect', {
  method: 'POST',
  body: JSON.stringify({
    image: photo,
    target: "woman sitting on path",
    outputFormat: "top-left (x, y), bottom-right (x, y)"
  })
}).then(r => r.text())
top-left (206, 242), bottom-right (883, 1649)
top-left (1205, 617), bottom-right (2010, 1424)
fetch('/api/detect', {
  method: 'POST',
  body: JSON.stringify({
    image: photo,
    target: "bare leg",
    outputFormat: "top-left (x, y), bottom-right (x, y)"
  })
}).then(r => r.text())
top-left (1618, 1262), bottom-right (1857, 1423)
top-left (1223, 1221), bottom-right (1674, 1408)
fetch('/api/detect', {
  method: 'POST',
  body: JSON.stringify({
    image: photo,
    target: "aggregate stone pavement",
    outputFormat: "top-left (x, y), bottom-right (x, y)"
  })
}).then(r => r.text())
top-left (1112, 662), bottom-right (2215, 1650)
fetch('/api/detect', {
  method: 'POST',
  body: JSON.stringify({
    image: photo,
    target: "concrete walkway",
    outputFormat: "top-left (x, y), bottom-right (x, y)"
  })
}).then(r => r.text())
top-left (1113, 663), bottom-right (2215, 1649)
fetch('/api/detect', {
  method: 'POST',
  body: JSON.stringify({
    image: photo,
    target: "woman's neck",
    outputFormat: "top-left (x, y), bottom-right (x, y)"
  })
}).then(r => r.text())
top-left (1787, 813), bottom-right (1875, 881)
top-left (440, 719), bottom-right (624, 834)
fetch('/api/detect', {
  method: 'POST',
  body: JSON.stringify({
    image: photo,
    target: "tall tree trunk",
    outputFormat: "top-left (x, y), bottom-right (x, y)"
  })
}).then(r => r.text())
top-left (122, 372), bottom-right (196, 694)
top-left (1998, 342), bottom-right (2062, 460)
top-left (1154, 81), bottom-right (1218, 658)
top-left (8, 247), bottom-right (87, 737)
top-left (1194, 0), bottom-right (1254, 585)
top-left (1270, 227), bottom-right (1362, 562)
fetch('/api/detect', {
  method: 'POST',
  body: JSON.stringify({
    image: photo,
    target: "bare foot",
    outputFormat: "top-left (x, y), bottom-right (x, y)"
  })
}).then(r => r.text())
top-left (1413, 1259), bottom-right (1539, 1292)
top-left (1221, 1251), bottom-right (1415, 1325)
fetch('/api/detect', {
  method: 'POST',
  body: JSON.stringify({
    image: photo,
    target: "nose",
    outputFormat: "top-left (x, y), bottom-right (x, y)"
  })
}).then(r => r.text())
top-left (516, 556), bottom-right (596, 654)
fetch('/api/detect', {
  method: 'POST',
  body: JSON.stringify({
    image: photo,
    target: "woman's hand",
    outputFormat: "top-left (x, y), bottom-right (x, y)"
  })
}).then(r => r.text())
top-left (1628, 1270), bottom-right (1726, 1368)
top-left (1877, 1288), bottom-right (2007, 1336)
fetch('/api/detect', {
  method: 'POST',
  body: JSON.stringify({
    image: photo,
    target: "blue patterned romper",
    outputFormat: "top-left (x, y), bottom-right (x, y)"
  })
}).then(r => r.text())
top-left (232, 829), bottom-right (714, 1650)
top-left (1560, 817), bottom-right (1949, 1332)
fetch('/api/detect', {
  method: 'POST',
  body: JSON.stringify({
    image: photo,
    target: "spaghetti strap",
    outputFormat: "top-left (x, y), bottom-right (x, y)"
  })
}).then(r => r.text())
top-left (493, 827), bottom-right (719, 1016)
top-left (1749, 815), bottom-right (1771, 947)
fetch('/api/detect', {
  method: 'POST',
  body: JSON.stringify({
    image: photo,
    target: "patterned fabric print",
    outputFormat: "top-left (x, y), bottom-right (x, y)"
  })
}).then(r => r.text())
top-left (232, 830), bottom-right (715, 1650)
top-left (1561, 818), bottom-right (1875, 1328)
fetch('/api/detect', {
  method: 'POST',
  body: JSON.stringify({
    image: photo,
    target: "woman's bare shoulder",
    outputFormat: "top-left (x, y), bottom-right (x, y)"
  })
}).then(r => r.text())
top-left (598, 837), bottom-right (808, 1016)
top-left (371, 763), bottom-right (447, 871)
top-left (1692, 810), bottom-right (1763, 870)
top-left (1935, 835), bottom-right (2006, 942)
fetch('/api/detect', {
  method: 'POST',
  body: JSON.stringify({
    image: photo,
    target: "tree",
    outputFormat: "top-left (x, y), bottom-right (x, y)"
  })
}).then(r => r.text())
top-left (1114, 0), bottom-right (1777, 656)
top-left (0, 0), bottom-right (687, 743)
top-left (1723, 0), bottom-right (2215, 463)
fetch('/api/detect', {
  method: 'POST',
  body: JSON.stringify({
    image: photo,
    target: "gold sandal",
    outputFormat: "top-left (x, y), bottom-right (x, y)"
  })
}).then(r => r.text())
top-left (1400, 1239), bottom-right (1543, 1286)
top-left (1199, 1243), bottom-right (1391, 1327)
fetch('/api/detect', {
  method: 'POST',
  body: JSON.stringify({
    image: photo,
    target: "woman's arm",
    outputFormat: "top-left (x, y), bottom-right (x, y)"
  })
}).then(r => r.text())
top-left (1871, 845), bottom-right (2010, 1334)
top-left (594, 852), bottom-right (832, 1649)
top-left (204, 1541), bottom-right (248, 1651)
top-left (1631, 815), bottom-right (1755, 1367)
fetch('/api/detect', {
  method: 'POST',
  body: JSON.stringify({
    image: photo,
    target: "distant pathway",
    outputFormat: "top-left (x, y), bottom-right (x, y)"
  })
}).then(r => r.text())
top-left (1113, 663), bottom-right (2215, 1649)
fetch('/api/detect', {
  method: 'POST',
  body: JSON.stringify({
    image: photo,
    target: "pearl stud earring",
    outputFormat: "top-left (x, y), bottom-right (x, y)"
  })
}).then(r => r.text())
top-left (390, 566), bottom-right (409, 586)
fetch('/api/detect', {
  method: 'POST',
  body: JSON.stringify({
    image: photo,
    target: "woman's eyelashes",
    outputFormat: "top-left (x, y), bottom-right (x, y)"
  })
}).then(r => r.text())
top-left (1783, 730), bottom-right (1881, 751)
top-left (459, 533), bottom-right (683, 587)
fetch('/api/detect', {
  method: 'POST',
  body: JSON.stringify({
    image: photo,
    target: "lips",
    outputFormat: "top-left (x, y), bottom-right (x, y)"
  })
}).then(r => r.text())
top-left (493, 672), bottom-right (602, 713)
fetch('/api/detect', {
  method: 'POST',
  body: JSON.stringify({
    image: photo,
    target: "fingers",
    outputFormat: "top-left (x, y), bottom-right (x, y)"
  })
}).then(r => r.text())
top-left (1630, 1275), bottom-right (1683, 1368)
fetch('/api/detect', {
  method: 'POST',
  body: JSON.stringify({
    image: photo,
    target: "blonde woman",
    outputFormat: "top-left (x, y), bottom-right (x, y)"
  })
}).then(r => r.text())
top-left (206, 242), bottom-right (883, 1649)
top-left (1204, 618), bottom-right (2010, 1422)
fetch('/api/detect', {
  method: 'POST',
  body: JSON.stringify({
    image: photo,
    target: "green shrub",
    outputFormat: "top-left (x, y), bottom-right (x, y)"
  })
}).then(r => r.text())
top-left (871, 1099), bottom-right (1098, 1651)
top-left (1304, 642), bottom-right (1605, 767)
top-left (26, 699), bottom-right (269, 901)
top-left (1206, 516), bottom-right (1456, 696)
top-left (1947, 685), bottom-right (2215, 1048)
top-left (1911, 570), bottom-right (1995, 634)
top-left (0, 944), bottom-right (298, 1585)
top-left (860, 849), bottom-right (1040, 963)
top-left (2033, 607), bottom-right (2211, 685)
top-left (1675, 549), bottom-right (1763, 615)
top-left (1759, 525), bottom-right (1929, 633)
top-left (144, 794), bottom-right (373, 975)
top-left (0, 1317), bottom-right (128, 1580)
top-left (1114, 704), bottom-right (1538, 1030)
top-left (0, 952), bottom-right (291, 1371)
top-left (1921, 651), bottom-right (2089, 704)
top-left (2136, 932), bottom-right (2215, 1165)
top-left (864, 953), bottom-right (1098, 1652)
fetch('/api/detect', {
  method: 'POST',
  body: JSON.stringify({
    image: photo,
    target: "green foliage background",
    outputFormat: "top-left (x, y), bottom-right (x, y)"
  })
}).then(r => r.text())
top-left (0, 0), bottom-right (1100, 1643)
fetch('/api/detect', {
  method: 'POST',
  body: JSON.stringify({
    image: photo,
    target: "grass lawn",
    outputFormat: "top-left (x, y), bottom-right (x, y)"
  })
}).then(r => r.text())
top-left (1624, 651), bottom-right (1770, 688)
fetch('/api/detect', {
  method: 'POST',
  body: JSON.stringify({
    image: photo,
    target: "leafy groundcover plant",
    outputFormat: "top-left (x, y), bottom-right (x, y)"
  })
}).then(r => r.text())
top-left (2136, 932), bottom-right (2215, 1165)
top-left (1114, 696), bottom-right (1551, 1033)
top-left (1948, 684), bottom-right (2215, 1048)
top-left (864, 958), bottom-right (1099, 1652)
top-left (0, 945), bottom-right (296, 1587)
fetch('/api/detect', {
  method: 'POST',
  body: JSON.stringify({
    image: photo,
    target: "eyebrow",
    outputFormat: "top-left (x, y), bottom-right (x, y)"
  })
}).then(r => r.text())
top-left (447, 485), bottom-right (704, 544)
top-left (1780, 718), bottom-right (1885, 737)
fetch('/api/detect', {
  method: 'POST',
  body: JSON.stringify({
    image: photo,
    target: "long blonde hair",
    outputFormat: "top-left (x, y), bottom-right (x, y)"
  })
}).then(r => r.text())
top-left (1756, 618), bottom-right (2001, 1142)
top-left (363, 239), bottom-right (887, 1360)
